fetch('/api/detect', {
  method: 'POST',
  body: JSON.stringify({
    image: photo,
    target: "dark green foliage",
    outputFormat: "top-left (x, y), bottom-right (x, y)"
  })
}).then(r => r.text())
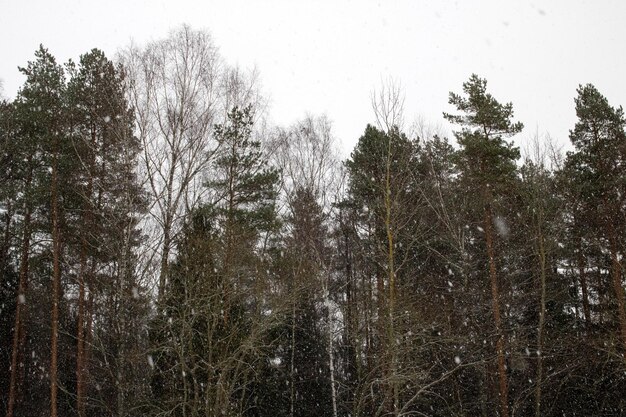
top-left (3, 45), bottom-right (626, 417)
top-left (150, 105), bottom-right (281, 417)
top-left (565, 84), bottom-right (626, 224)
top-left (0, 46), bottom-right (147, 417)
top-left (444, 74), bottom-right (522, 196)
top-left (210, 105), bottom-right (280, 237)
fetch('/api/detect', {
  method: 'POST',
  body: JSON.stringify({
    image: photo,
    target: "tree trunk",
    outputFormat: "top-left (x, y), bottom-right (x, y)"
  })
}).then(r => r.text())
top-left (50, 139), bottom-right (61, 417)
top-left (384, 139), bottom-right (399, 416)
top-left (607, 224), bottom-right (626, 358)
top-left (534, 222), bottom-right (547, 417)
top-left (0, 204), bottom-right (11, 272)
top-left (577, 236), bottom-right (591, 327)
top-left (483, 203), bottom-right (509, 417)
top-left (290, 298), bottom-right (296, 417)
top-left (77, 125), bottom-right (98, 416)
top-left (6, 169), bottom-right (32, 417)
top-left (328, 295), bottom-right (338, 417)
top-left (76, 170), bottom-right (93, 417)
top-left (158, 225), bottom-right (171, 302)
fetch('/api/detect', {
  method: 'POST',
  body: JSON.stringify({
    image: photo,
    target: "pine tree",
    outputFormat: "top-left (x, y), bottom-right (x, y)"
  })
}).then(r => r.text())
top-left (286, 187), bottom-right (333, 417)
top-left (564, 84), bottom-right (626, 358)
top-left (444, 74), bottom-right (523, 417)
top-left (344, 124), bottom-right (422, 416)
top-left (13, 46), bottom-right (68, 417)
top-left (152, 105), bottom-right (280, 417)
top-left (0, 98), bottom-right (21, 417)
top-left (65, 48), bottom-right (147, 416)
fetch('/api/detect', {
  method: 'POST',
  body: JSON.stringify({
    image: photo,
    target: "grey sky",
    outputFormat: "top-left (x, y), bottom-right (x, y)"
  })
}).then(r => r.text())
top-left (2, 0), bottom-right (625, 155)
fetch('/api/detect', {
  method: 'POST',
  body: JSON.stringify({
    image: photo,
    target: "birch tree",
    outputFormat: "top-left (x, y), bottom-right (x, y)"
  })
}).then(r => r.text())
top-left (120, 25), bottom-right (263, 300)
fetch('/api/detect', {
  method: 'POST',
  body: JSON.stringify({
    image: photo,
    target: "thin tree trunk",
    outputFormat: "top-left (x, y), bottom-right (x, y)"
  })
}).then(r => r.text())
top-left (577, 236), bottom-right (591, 327)
top-left (290, 298), bottom-right (296, 417)
top-left (607, 224), bottom-right (626, 358)
top-left (483, 203), bottom-right (509, 417)
top-left (6, 171), bottom-right (32, 417)
top-left (384, 136), bottom-right (398, 416)
top-left (76, 241), bottom-right (87, 417)
top-left (76, 180), bottom-right (92, 417)
top-left (534, 222), bottom-right (547, 417)
top-left (77, 125), bottom-right (97, 417)
top-left (341, 212), bottom-right (357, 406)
top-left (328, 296), bottom-right (338, 417)
top-left (50, 138), bottom-right (61, 417)
top-left (0, 204), bottom-right (11, 270)
top-left (158, 225), bottom-right (171, 302)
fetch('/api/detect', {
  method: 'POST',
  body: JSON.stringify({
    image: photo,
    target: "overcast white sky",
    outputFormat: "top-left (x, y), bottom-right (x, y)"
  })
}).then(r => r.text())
top-left (2, 0), bottom-right (625, 156)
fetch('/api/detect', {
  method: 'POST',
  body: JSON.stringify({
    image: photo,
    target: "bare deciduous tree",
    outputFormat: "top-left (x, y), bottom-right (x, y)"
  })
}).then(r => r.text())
top-left (119, 25), bottom-right (263, 300)
top-left (371, 77), bottom-right (405, 134)
top-left (271, 115), bottom-right (342, 211)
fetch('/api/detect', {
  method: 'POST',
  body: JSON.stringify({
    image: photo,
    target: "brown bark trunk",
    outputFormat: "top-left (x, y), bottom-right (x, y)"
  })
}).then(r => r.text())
top-left (384, 140), bottom-right (398, 416)
top-left (0, 205), bottom-right (11, 269)
top-left (76, 205), bottom-right (90, 416)
top-left (483, 203), bottom-right (509, 417)
top-left (6, 172), bottom-right (32, 417)
top-left (534, 224), bottom-right (547, 417)
top-left (577, 236), bottom-right (591, 327)
top-left (85, 291), bottom-right (94, 378)
top-left (607, 224), bottom-right (626, 358)
top-left (76, 125), bottom-right (97, 417)
top-left (50, 140), bottom-right (61, 417)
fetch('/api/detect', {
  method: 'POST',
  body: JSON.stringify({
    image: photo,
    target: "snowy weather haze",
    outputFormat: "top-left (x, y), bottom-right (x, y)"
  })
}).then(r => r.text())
top-left (1, 1), bottom-right (626, 416)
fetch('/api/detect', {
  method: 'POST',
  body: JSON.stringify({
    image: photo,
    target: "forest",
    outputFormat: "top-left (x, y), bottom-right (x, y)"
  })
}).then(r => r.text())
top-left (1, 26), bottom-right (626, 417)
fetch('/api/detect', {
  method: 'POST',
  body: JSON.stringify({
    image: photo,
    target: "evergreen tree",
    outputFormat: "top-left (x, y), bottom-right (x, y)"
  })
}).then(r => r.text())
top-left (0, 98), bottom-right (20, 416)
top-left (286, 187), bottom-right (333, 417)
top-left (344, 124), bottom-right (424, 416)
top-left (152, 105), bottom-right (280, 417)
top-left (564, 84), bottom-right (626, 358)
top-left (444, 74), bottom-right (523, 417)
top-left (65, 48), bottom-right (147, 417)
top-left (13, 46), bottom-right (70, 417)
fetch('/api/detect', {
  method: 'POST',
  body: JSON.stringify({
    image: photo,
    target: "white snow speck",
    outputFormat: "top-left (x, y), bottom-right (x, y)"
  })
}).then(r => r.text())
top-left (494, 216), bottom-right (509, 237)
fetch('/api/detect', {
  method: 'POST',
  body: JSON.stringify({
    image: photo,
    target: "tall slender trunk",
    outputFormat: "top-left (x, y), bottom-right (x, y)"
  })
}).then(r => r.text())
top-left (77, 125), bottom-right (97, 417)
top-left (7, 167), bottom-right (32, 417)
top-left (328, 296), bottom-right (338, 417)
top-left (76, 238), bottom-right (87, 417)
top-left (158, 147), bottom-right (178, 302)
top-left (76, 169), bottom-right (92, 417)
top-left (534, 221), bottom-right (547, 417)
top-left (577, 236), bottom-right (591, 327)
top-left (342, 213), bottom-right (358, 406)
top-left (158, 223), bottom-right (171, 302)
top-left (0, 204), bottom-right (11, 269)
top-left (483, 203), bottom-right (509, 417)
top-left (290, 298), bottom-right (296, 417)
top-left (50, 138), bottom-right (61, 417)
top-left (384, 136), bottom-right (398, 416)
top-left (607, 224), bottom-right (626, 358)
